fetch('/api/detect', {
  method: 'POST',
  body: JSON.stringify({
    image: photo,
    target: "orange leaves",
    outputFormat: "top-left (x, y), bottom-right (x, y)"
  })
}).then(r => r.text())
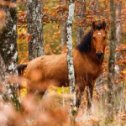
top-left (74, 19), bottom-right (86, 27)
top-left (53, 5), bottom-right (68, 14)
top-left (116, 44), bottom-right (126, 52)
top-left (0, 9), bottom-right (6, 30)
top-left (116, 44), bottom-right (126, 66)
top-left (0, 0), bottom-right (16, 8)
top-left (18, 11), bottom-right (27, 24)
top-left (121, 69), bottom-right (126, 76)
top-left (43, 4), bottom-right (68, 24)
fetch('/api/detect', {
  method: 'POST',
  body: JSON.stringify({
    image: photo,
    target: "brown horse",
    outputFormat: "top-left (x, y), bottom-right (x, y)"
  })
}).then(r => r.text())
top-left (17, 21), bottom-right (107, 108)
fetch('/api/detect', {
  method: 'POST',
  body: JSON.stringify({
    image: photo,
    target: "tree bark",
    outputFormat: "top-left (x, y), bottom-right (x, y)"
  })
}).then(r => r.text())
top-left (116, 1), bottom-right (122, 44)
top-left (0, 1), bottom-right (20, 110)
top-left (66, 0), bottom-right (76, 107)
top-left (107, 0), bottom-right (116, 122)
top-left (0, 54), bottom-right (6, 82)
top-left (90, 0), bottom-right (99, 15)
top-left (76, 0), bottom-right (86, 44)
top-left (27, 0), bottom-right (44, 60)
top-left (60, 0), bottom-right (67, 48)
top-left (0, 1), bottom-right (18, 73)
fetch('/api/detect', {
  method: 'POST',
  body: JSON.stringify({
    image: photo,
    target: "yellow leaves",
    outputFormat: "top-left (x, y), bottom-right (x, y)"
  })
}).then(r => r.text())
top-left (53, 31), bottom-right (60, 38)
top-left (17, 23), bottom-right (28, 63)
top-left (20, 79), bottom-right (28, 98)
top-left (18, 26), bottom-right (26, 34)
top-left (20, 87), bottom-right (27, 98)
top-left (122, 70), bottom-right (126, 74)
top-left (48, 86), bottom-right (69, 95)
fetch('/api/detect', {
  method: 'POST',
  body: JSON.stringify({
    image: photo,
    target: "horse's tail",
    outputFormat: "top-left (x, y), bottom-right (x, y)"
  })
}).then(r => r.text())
top-left (17, 64), bottom-right (27, 76)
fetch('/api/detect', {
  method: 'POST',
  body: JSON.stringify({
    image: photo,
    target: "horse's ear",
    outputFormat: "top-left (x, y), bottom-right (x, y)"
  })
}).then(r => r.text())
top-left (102, 21), bottom-right (106, 29)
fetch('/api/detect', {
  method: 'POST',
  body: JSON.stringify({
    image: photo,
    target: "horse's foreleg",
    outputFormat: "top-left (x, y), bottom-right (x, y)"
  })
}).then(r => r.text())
top-left (86, 81), bottom-right (94, 110)
top-left (76, 86), bottom-right (84, 108)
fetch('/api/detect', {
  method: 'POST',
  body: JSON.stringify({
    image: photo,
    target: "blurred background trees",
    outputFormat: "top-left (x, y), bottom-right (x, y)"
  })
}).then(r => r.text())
top-left (0, 0), bottom-right (126, 125)
top-left (27, 0), bottom-right (44, 60)
top-left (0, 0), bottom-right (18, 74)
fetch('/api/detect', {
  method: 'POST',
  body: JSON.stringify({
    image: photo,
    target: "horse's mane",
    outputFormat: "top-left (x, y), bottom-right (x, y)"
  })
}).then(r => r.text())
top-left (76, 30), bottom-right (93, 52)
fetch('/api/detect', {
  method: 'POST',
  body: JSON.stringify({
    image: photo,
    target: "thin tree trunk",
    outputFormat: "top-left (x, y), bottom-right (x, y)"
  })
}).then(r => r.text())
top-left (76, 0), bottom-right (86, 44)
top-left (0, 1), bottom-right (18, 73)
top-left (116, 1), bottom-right (122, 44)
top-left (90, 0), bottom-right (99, 15)
top-left (61, 22), bottom-right (67, 47)
top-left (107, 0), bottom-right (116, 122)
top-left (60, 0), bottom-right (67, 48)
top-left (27, 0), bottom-right (44, 60)
top-left (66, 0), bottom-right (76, 106)
top-left (0, 54), bottom-right (6, 82)
top-left (115, 1), bottom-right (124, 112)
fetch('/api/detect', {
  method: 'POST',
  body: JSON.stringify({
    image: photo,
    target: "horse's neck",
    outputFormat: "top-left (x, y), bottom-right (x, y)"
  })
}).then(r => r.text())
top-left (86, 51), bottom-right (103, 65)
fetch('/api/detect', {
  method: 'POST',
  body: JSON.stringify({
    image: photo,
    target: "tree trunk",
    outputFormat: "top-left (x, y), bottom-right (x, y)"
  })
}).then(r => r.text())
top-left (0, 54), bottom-right (6, 82)
top-left (116, 1), bottom-right (122, 44)
top-left (27, 0), bottom-right (44, 60)
top-left (0, 1), bottom-right (20, 110)
top-left (0, 1), bottom-right (18, 73)
top-left (90, 0), bottom-right (99, 15)
top-left (107, 0), bottom-right (116, 122)
top-left (76, 0), bottom-right (86, 44)
top-left (66, 0), bottom-right (76, 111)
top-left (115, 1), bottom-right (124, 112)
top-left (60, 0), bottom-right (67, 48)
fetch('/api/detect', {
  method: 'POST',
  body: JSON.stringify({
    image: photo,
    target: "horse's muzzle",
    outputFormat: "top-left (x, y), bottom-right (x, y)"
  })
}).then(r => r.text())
top-left (96, 52), bottom-right (104, 60)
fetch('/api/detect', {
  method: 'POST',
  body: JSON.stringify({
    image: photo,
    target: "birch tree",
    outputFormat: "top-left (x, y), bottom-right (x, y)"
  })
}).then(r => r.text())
top-left (66, 0), bottom-right (76, 108)
top-left (107, 0), bottom-right (116, 121)
top-left (0, 1), bottom-right (18, 73)
top-left (27, 0), bottom-right (44, 60)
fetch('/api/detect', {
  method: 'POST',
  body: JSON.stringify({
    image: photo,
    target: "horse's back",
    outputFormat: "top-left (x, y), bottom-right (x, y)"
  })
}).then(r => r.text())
top-left (24, 54), bottom-right (68, 85)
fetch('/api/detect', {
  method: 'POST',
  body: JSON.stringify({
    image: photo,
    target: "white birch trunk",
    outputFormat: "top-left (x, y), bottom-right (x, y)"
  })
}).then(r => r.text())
top-left (66, 1), bottom-right (76, 106)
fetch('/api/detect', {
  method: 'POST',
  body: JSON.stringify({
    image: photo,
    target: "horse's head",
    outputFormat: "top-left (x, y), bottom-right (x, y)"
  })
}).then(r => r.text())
top-left (92, 21), bottom-right (107, 60)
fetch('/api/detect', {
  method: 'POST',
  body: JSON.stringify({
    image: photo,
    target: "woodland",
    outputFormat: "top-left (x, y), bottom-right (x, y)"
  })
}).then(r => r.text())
top-left (0, 0), bottom-right (126, 126)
